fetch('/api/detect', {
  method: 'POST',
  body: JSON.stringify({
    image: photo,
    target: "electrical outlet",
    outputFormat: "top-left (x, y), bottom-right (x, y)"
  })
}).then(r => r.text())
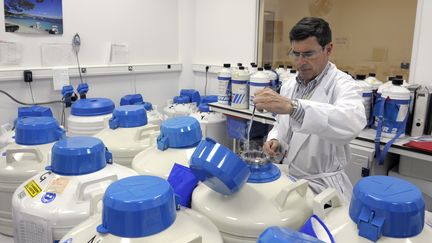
top-left (24, 70), bottom-right (33, 82)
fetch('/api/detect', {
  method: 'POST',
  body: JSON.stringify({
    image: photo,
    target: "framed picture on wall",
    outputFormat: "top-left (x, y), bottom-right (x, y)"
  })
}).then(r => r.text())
top-left (4, 0), bottom-right (63, 35)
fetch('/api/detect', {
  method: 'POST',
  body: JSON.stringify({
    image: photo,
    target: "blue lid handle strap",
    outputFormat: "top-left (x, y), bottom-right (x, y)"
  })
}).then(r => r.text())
top-left (312, 188), bottom-right (342, 220)
top-left (77, 83), bottom-right (89, 99)
top-left (109, 117), bottom-right (120, 129)
top-left (76, 174), bottom-right (118, 201)
top-left (6, 148), bottom-right (43, 164)
top-left (157, 135), bottom-right (169, 151)
top-left (274, 179), bottom-right (309, 211)
top-left (358, 208), bottom-right (385, 242)
top-left (105, 149), bottom-right (113, 164)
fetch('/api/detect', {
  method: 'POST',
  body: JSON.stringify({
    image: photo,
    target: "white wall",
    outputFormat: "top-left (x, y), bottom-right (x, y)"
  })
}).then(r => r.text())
top-left (190, 0), bottom-right (259, 96)
top-left (0, 0), bottom-right (180, 125)
top-left (409, 0), bottom-right (432, 85)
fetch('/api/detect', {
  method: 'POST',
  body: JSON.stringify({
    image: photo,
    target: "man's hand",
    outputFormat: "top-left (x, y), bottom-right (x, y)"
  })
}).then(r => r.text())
top-left (253, 88), bottom-right (293, 114)
top-left (263, 139), bottom-right (280, 157)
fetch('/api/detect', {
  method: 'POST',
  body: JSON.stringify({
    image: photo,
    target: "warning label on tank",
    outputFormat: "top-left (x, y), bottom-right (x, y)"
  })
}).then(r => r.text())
top-left (45, 177), bottom-right (69, 194)
top-left (24, 180), bottom-right (42, 198)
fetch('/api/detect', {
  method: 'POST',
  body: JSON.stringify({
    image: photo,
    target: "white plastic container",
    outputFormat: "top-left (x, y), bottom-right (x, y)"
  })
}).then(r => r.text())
top-left (12, 137), bottom-right (137, 243)
top-left (377, 79), bottom-right (411, 137)
top-left (94, 105), bottom-right (160, 168)
top-left (163, 89), bottom-right (200, 119)
top-left (218, 63), bottom-right (232, 105)
top-left (0, 117), bottom-right (64, 236)
top-left (59, 176), bottom-right (223, 243)
top-left (320, 176), bottom-right (432, 242)
top-left (364, 73), bottom-right (383, 91)
top-left (132, 116), bottom-right (202, 179)
top-left (190, 102), bottom-right (231, 148)
top-left (275, 65), bottom-right (286, 77)
top-left (231, 67), bottom-right (250, 109)
top-left (119, 94), bottom-right (164, 126)
top-left (249, 68), bottom-right (270, 111)
top-left (67, 98), bottom-right (115, 136)
top-left (354, 74), bottom-right (374, 122)
top-left (280, 69), bottom-right (297, 85)
top-left (0, 106), bottom-right (54, 151)
top-left (264, 65), bottom-right (279, 90)
top-left (190, 145), bottom-right (315, 243)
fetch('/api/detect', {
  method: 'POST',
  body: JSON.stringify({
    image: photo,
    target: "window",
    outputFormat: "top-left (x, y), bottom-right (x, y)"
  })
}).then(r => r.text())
top-left (258, 0), bottom-right (417, 81)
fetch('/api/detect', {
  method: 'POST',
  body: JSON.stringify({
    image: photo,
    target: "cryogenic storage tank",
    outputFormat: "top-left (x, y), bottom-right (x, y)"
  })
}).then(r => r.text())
top-left (59, 176), bottom-right (223, 243)
top-left (12, 137), bottom-right (137, 243)
top-left (132, 116), bottom-right (202, 179)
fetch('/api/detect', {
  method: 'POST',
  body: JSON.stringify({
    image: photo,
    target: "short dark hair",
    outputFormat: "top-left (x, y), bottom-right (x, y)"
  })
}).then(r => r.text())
top-left (289, 17), bottom-right (332, 48)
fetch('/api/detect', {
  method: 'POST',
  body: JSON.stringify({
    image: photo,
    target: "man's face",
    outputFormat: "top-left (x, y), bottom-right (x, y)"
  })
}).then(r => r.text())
top-left (290, 36), bottom-right (332, 83)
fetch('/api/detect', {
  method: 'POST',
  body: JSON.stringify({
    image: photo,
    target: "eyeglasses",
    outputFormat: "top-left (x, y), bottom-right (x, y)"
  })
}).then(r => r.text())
top-left (288, 47), bottom-right (324, 60)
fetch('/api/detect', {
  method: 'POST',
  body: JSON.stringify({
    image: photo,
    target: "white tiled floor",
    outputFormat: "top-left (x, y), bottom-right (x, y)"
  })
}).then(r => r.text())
top-left (0, 233), bottom-right (13, 243)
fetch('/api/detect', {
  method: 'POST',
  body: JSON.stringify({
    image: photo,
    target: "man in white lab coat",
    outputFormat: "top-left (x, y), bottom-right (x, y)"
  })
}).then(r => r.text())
top-left (254, 17), bottom-right (366, 202)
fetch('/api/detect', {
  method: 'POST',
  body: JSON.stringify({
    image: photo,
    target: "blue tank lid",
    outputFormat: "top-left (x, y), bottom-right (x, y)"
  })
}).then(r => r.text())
top-left (109, 105), bottom-right (148, 129)
top-left (97, 176), bottom-right (177, 238)
top-left (142, 102), bottom-right (153, 111)
top-left (18, 105), bottom-right (53, 118)
top-left (71, 98), bottom-right (115, 116)
top-left (349, 176), bottom-right (425, 241)
top-left (173, 95), bottom-right (190, 104)
top-left (15, 117), bottom-right (64, 145)
top-left (198, 104), bottom-right (210, 113)
top-left (258, 227), bottom-right (325, 243)
top-left (47, 137), bottom-right (112, 176)
top-left (157, 117), bottom-right (202, 151)
top-left (200, 95), bottom-right (218, 104)
top-left (180, 89), bottom-right (201, 104)
top-left (189, 138), bottom-right (250, 195)
top-left (120, 94), bottom-right (144, 106)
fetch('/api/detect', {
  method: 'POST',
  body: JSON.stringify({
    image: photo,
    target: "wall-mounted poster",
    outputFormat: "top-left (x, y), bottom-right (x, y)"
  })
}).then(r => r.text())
top-left (4, 0), bottom-right (63, 35)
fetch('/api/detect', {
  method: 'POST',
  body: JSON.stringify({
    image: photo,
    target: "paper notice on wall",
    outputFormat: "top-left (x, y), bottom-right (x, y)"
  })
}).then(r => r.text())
top-left (52, 68), bottom-right (70, 91)
top-left (110, 43), bottom-right (129, 64)
top-left (41, 43), bottom-right (73, 66)
top-left (0, 41), bottom-right (21, 65)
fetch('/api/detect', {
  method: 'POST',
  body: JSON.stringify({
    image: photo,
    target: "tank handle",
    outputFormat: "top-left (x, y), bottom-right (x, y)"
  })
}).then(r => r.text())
top-left (312, 187), bottom-right (342, 219)
top-left (89, 191), bottom-right (104, 216)
top-left (274, 179), bottom-right (309, 211)
top-left (0, 123), bottom-right (12, 135)
top-left (134, 124), bottom-right (160, 143)
top-left (171, 233), bottom-right (202, 243)
top-left (6, 147), bottom-right (44, 164)
top-left (75, 174), bottom-right (118, 202)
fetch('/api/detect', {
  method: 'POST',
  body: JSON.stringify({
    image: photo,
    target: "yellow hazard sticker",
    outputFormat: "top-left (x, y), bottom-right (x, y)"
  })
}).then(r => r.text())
top-left (24, 180), bottom-right (42, 198)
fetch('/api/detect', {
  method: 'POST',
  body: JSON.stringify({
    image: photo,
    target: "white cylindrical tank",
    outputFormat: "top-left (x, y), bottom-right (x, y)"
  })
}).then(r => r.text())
top-left (249, 68), bottom-right (270, 111)
top-left (67, 98), bottom-right (115, 136)
top-left (231, 67), bottom-right (250, 109)
top-left (12, 137), bottom-right (137, 243)
top-left (376, 79), bottom-right (411, 137)
top-left (163, 89), bottom-right (200, 119)
top-left (119, 94), bottom-right (164, 126)
top-left (264, 65), bottom-right (279, 90)
top-left (190, 100), bottom-right (231, 148)
top-left (275, 64), bottom-right (286, 77)
top-left (0, 117), bottom-right (64, 236)
top-left (354, 74), bottom-right (373, 123)
top-left (94, 105), bottom-right (160, 168)
top-left (59, 176), bottom-right (223, 243)
top-left (218, 63), bottom-right (232, 105)
top-left (320, 176), bottom-right (432, 242)
top-left (132, 116), bottom-right (202, 179)
top-left (0, 106), bottom-right (54, 151)
top-left (190, 140), bottom-right (315, 243)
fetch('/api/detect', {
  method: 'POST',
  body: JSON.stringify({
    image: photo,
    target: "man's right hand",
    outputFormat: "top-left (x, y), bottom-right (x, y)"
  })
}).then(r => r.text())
top-left (263, 139), bottom-right (280, 157)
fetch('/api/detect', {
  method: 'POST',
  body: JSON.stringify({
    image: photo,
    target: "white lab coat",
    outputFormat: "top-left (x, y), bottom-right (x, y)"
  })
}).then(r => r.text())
top-left (267, 62), bottom-right (366, 202)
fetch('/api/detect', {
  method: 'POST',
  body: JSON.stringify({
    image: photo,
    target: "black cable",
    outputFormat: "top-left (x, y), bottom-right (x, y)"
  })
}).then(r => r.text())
top-left (28, 82), bottom-right (35, 103)
top-left (75, 50), bottom-right (84, 84)
top-left (204, 66), bottom-right (209, 96)
top-left (0, 90), bottom-right (64, 105)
